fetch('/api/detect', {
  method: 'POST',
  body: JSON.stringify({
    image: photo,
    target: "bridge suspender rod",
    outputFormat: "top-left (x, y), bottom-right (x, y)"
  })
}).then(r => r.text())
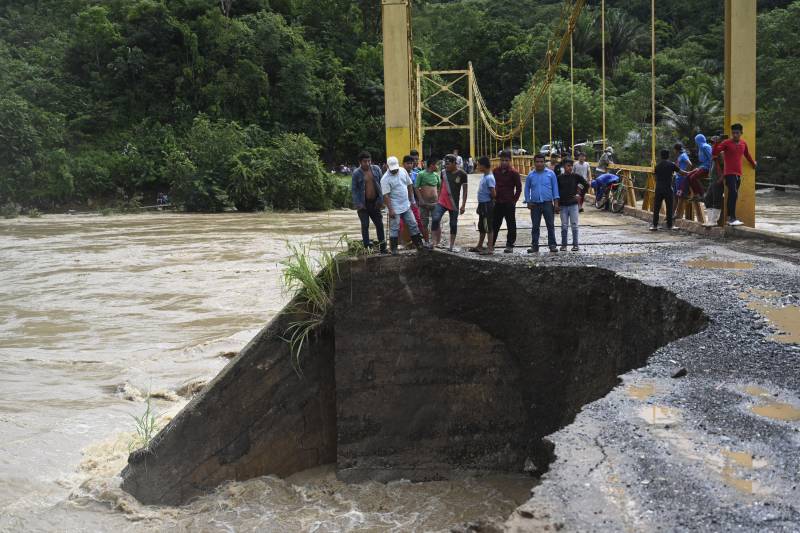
top-left (570, 32), bottom-right (575, 157)
top-left (650, 0), bottom-right (657, 166)
top-left (548, 52), bottom-right (553, 153)
top-left (601, 0), bottom-right (607, 151)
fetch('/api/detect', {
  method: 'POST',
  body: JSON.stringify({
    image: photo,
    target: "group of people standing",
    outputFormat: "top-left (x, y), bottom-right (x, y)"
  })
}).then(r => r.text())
top-left (651, 123), bottom-right (757, 230)
top-left (351, 148), bottom-right (592, 255)
top-left (350, 122), bottom-right (756, 256)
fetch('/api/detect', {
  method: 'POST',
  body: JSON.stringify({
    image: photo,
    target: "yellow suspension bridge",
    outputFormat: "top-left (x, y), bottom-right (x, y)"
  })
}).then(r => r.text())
top-left (380, 0), bottom-right (757, 227)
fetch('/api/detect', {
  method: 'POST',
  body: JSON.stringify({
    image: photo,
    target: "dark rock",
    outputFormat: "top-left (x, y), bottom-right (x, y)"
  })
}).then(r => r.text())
top-left (671, 367), bottom-right (688, 378)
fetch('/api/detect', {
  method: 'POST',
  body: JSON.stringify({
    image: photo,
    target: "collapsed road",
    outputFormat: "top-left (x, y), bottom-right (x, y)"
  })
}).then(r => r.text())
top-left (120, 209), bottom-right (800, 532)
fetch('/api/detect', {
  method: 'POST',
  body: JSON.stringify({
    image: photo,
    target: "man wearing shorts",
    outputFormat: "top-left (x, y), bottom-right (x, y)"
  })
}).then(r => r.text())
top-left (431, 154), bottom-right (468, 251)
top-left (471, 156), bottom-right (496, 255)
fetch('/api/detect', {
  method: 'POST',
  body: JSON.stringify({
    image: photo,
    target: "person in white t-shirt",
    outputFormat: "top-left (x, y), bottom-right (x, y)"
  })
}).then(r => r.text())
top-left (453, 148), bottom-right (464, 170)
top-left (573, 152), bottom-right (592, 212)
top-left (381, 156), bottom-right (423, 254)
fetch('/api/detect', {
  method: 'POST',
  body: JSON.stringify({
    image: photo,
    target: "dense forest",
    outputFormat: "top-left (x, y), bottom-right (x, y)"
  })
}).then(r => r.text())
top-left (1, 0), bottom-right (797, 213)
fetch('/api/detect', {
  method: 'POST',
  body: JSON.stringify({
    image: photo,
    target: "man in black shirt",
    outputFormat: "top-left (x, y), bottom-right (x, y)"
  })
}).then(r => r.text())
top-left (556, 158), bottom-right (589, 251)
top-left (651, 149), bottom-right (689, 231)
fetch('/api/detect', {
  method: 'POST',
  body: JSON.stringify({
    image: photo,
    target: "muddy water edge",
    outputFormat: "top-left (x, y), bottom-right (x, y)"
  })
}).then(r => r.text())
top-left (0, 211), bottom-right (536, 532)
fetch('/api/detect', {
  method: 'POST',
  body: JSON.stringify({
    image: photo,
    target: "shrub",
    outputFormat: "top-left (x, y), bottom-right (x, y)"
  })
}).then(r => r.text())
top-left (1, 202), bottom-right (20, 219)
top-left (262, 133), bottom-right (330, 211)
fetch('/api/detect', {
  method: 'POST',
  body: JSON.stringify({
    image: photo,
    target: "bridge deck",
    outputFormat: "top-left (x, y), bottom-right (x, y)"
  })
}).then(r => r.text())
top-left (440, 195), bottom-right (800, 531)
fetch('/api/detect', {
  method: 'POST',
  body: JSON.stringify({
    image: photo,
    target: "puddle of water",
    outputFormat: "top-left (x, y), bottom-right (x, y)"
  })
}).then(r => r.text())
top-left (746, 301), bottom-right (800, 345)
top-left (738, 289), bottom-right (800, 345)
top-left (685, 258), bottom-right (753, 270)
top-left (747, 289), bottom-right (782, 299)
top-left (627, 383), bottom-right (656, 400)
top-left (745, 385), bottom-right (772, 398)
top-left (751, 402), bottom-right (800, 422)
top-left (744, 385), bottom-right (800, 422)
top-left (638, 405), bottom-right (679, 425)
top-left (718, 450), bottom-right (769, 495)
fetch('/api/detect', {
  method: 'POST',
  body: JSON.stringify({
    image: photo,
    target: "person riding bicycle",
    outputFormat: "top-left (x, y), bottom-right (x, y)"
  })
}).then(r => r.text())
top-left (591, 172), bottom-right (620, 209)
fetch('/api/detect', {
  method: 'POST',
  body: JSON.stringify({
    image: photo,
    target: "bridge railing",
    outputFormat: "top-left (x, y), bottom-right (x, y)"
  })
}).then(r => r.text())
top-left (489, 157), bottom-right (706, 223)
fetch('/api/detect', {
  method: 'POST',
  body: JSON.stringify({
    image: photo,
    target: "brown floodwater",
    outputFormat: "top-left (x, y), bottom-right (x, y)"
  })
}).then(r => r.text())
top-left (0, 211), bottom-right (530, 532)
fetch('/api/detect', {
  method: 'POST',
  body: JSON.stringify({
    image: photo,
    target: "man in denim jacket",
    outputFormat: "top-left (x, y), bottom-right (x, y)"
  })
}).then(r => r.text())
top-left (351, 151), bottom-right (387, 253)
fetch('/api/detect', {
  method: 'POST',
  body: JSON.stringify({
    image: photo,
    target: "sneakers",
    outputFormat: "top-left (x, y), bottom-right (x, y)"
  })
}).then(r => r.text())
top-left (503, 246), bottom-right (514, 254)
top-left (549, 247), bottom-right (558, 253)
top-left (729, 219), bottom-right (744, 226)
top-left (572, 245), bottom-right (579, 252)
top-left (527, 247), bottom-right (539, 254)
top-left (559, 245), bottom-right (568, 252)
top-left (649, 225), bottom-right (658, 231)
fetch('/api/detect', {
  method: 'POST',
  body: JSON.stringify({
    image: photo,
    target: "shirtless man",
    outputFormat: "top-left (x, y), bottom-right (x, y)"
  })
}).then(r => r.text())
top-left (351, 151), bottom-right (386, 253)
top-left (414, 157), bottom-right (440, 247)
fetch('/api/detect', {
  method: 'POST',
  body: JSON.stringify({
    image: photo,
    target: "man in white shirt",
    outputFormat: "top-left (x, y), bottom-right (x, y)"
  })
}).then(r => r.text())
top-left (573, 152), bottom-right (592, 212)
top-left (381, 156), bottom-right (423, 254)
top-left (453, 148), bottom-right (464, 170)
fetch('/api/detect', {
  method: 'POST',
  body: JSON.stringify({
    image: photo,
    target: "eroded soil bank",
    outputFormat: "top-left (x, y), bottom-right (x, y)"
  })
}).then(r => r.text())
top-left (121, 253), bottom-right (706, 507)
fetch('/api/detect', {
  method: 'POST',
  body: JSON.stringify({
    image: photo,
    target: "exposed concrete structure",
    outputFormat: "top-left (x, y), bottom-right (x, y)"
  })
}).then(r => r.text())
top-left (334, 256), bottom-right (705, 482)
top-left (120, 298), bottom-right (337, 506)
top-left (121, 254), bottom-right (705, 505)
top-left (120, 205), bottom-right (800, 531)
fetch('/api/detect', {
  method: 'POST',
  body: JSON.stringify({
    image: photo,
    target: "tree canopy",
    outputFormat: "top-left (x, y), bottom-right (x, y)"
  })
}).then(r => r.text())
top-left (0, 0), bottom-right (797, 211)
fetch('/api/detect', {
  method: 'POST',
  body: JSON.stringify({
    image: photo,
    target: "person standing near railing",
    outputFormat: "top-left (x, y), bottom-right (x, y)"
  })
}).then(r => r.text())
top-left (524, 154), bottom-right (560, 254)
top-left (713, 123), bottom-right (757, 227)
top-left (651, 149), bottom-right (688, 231)
top-left (490, 150), bottom-right (522, 254)
top-left (573, 152), bottom-right (591, 212)
top-left (679, 134), bottom-right (712, 202)
top-left (556, 158), bottom-right (588, 251)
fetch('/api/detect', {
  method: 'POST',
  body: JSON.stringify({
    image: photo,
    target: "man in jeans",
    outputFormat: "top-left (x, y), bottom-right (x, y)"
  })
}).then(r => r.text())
top-left (490, 150), bottom-right (522, 253)
top-left (381, 156), bottom-right (423, 254)
top-left (573, 152), bottom-right (591, 212)
top-left (556, 158), bottom-right (588, 251)
top-left (524, 154), bottom-right (560, 253)
top-left (351, 151), bottom-right (386, 253)
top-left (713, 123), bottom-right (757, 226)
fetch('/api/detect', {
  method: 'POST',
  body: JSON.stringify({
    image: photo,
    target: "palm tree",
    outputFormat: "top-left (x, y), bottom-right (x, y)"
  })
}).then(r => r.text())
top-left (571, 8), bottom-right (645, 74)
top-left (603, 9), bottom-right (645, 72)
top-left (661, 88), bottom-right (722, 144)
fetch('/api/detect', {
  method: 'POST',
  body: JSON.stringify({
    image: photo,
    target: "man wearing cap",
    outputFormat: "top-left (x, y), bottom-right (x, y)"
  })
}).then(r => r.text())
top-left (381, 156), bottom-right (423, 254)
top-left (431, 154), bottom-right (468, 252)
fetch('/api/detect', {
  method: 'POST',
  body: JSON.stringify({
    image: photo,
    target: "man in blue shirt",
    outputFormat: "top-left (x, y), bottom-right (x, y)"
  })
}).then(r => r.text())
top-left (679, 133), bottom-right (712, 199)
top-left (524, 154), bottom-right (560, 253)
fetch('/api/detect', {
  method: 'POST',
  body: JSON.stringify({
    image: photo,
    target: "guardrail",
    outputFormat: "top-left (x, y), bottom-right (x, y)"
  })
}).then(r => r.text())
top-left (489, 157), bottom-right (706, 223)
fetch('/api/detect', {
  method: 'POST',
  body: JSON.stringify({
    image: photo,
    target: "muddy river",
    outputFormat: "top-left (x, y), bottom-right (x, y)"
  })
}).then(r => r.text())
top-left (0, 211), bottom-right (531, 532)
top-left (1, 191), bottom-right (797, 532)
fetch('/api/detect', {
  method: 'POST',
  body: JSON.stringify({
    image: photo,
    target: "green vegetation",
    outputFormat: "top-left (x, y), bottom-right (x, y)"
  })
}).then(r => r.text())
top-left (415, 0), bottom-right (797, 182)
top-left (280, 236), bottom-right (374, 374)
top-left (0, 1), bottom-right (380, 211)
top-left (281, 242), bottom-right (339, 374)
top-left (1, 0), bottom-right (797, 212)
top-left (129, 395), bottom-right (160, 452)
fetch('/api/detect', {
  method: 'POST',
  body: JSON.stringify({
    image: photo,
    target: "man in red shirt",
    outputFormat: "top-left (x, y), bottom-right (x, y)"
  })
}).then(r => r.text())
top-left (490, 150), bottom-right (522, 253)
top-left (712, 123), bottom-right (757, 226)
